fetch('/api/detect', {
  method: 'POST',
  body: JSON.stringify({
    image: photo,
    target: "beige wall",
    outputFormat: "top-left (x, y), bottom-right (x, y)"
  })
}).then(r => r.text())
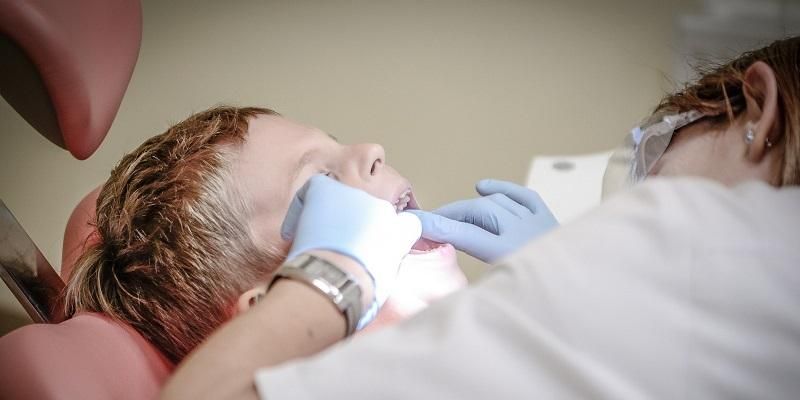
top-left (0, 0), bottom-right (698, 325)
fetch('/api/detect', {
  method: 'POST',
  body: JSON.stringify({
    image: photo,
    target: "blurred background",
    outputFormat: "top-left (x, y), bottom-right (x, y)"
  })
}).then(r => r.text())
top-left (2, 0), bottom-right (799, 333)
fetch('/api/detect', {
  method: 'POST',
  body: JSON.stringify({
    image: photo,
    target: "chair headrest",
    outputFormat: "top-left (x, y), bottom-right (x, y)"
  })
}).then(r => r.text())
top-left (61, 186), bottom-right (101, 282)
top-left (0, 0), bottom-right (142, 159)
top-left (0, 312), bottom-right (173, 399)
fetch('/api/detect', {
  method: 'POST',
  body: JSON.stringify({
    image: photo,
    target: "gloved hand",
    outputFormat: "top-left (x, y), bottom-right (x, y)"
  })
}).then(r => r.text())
top-left (408, 179), bottom-right (557, 263)
top-left (281, 175), bottom-right (422, 328)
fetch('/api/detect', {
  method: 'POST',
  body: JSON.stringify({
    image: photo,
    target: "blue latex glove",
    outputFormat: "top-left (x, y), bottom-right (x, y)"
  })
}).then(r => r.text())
top-left (281, 175), bottom-right (422, 328)
top-left (408, 179), bottom-right (558, 263)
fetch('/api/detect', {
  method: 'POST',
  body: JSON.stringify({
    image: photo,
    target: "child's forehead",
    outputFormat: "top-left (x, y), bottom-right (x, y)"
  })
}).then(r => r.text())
top-left (246, 114), bottom-right (330, 144)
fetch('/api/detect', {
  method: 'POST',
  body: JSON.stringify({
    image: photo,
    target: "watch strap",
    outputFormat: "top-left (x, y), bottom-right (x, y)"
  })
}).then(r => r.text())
top-left (271, 254), bottom-right (363, 336)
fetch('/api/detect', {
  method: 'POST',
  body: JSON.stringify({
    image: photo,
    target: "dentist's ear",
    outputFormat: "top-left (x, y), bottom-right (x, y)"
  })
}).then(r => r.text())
top-left (742, 61), bottom-right (780, 162)
top-left (236, 286), bottom-right (268, 314)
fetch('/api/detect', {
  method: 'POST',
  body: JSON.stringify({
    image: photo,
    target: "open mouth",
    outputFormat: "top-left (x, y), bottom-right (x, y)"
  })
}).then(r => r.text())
top-left (393, 188), bottom-right (419, 212)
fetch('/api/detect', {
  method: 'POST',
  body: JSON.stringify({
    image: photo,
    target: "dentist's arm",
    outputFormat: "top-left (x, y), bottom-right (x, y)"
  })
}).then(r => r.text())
top-left (161, 252), bottom-right (360, 400)
top-left (162, 176), bottom-right (421, 400)
top-left (161, 250), bottom-right (364, 400)
top-left (409, 179), bottom-right (558, 263)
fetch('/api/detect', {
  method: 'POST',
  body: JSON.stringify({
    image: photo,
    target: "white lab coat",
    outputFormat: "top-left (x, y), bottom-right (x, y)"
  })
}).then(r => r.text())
top-left (255, 178), bottom-right (800, 399)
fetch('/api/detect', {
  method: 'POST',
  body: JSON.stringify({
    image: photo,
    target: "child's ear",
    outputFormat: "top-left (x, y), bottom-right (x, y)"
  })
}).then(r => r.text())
top-left (235, 286), bottom-right (268, 314)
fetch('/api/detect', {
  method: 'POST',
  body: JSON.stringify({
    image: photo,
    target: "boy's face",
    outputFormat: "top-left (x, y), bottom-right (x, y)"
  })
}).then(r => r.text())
top-left (234, 114), bottom-right (417, 255)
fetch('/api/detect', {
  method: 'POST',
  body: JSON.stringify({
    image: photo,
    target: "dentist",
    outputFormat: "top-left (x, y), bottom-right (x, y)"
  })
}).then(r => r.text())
top-left (162, 170), bottom-right (800, 400)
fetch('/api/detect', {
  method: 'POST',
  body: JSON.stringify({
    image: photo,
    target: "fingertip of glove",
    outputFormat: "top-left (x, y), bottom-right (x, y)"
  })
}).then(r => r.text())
top-left (398, 211), bottom-right (423, 234)
top-left (476, 178), bottom-right (502, 195)
top-left (403, 209), bottom-right (441, 236)
top-left (303, 174), bottom-right (341, 197)
top-left (405, 209), bottom-right (429, 220)
top-left (279, 223), bottom-right (293, 241)
top-left (476, 178), bottom-right (494, 189)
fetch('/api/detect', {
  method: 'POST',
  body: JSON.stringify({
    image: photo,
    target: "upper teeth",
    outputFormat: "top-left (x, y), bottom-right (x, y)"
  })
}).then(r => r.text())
top-left (395, 190), bottom-right (411, 212)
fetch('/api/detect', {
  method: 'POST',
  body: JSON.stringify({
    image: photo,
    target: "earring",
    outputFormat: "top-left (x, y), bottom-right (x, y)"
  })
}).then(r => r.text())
top-left (745, 122), bottom-right (776, 148)
top-left (745, 127), bottom-right (756, 144)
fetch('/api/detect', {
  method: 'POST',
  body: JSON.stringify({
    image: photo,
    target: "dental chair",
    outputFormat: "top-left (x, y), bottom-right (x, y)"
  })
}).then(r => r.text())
top-left (0, 1), bottom-right (173, 398)
top-left (525, 152), bottom-right (612, 224)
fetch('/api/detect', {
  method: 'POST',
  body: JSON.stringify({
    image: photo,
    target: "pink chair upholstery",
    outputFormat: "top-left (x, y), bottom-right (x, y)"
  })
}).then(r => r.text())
top-left (0, 313), bottom-right (173, 400)
top-left (0, 0), bottom-right (142, 159)
top-left (60, 186), bottom-right (101, 282)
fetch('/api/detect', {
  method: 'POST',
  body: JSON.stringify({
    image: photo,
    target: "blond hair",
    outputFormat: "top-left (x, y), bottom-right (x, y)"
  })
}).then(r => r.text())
top-left (65, 106), bottom-right (283, 363)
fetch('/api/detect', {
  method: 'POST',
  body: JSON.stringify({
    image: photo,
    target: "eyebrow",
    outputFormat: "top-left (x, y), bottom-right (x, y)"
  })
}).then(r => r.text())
top-left (327, 133), bottom-right (339, 142)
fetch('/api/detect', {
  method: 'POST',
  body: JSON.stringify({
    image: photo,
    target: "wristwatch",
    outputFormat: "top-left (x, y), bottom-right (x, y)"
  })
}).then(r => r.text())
top-left (270, 253), bottom-right (363, 336)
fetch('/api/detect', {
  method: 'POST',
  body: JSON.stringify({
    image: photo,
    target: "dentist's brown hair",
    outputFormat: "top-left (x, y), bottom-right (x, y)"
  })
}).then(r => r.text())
top-left (654, 36), bottom-right (800, 185)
